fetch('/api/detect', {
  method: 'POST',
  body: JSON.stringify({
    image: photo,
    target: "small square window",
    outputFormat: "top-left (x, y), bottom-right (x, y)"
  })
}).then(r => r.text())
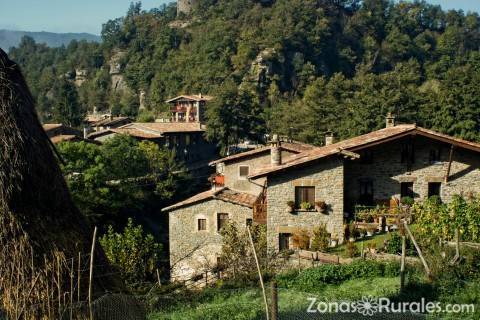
top-left (295, 186), bottom-right (315, 209)
top-left (239, 166), bottom-right (249, 178)
top-left (198, 219), bottom-right (207, 231)
top-left (246, 218), bottom-right (253, 226)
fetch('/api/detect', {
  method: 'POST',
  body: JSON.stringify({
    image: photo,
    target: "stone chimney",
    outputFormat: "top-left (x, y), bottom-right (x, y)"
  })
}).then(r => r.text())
top-left (271, 134), bottom-right (282, 166)
top-left (325, 131), bottom-right (335, 146)
top-left (386, 112), bottom-right (396, 128)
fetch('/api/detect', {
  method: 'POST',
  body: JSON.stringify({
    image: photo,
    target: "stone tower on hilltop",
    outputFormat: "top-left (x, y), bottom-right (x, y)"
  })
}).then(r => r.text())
top-left (177, 0), bottom-right (197, 16)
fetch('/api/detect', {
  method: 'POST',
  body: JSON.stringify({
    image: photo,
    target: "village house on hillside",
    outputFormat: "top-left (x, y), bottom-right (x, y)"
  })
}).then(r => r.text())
top-left (162, 140), bottom-right (316, 281)
top-left (87, 94), bottom-right (217, 167)
top-left (163, 114), bottom-right (480, 282)
top-left (42, 123), bottom-right (94, 144)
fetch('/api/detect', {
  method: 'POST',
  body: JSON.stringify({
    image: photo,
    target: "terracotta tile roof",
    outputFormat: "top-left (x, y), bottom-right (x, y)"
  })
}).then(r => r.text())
top-left (87, 129), bottom-right (114, 139)
top-left (162, 188), bottom-right (259, 212)
top-left (111, 128), bottom-right (161, 139)
top-left (165, 94), bottom-right (213, 103)
top-left (124, 122), bottom-right (206, 134)
top-left (209, 141), bottom-right (316, 165)
top-left (43, 123), bottom-right (63, 132)
top-left (50, 135), bottom-right (79, 144)
top-left (248, 124), bottom-right (480, 178)
top-left (215, 189), bottom-right (259, 208)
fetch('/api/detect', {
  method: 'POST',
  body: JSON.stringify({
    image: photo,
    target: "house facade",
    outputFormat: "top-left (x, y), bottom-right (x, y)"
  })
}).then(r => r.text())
top-left (163, 115), bottom-right (480, 280)
top-left (162, 141), bottom-right (315, 281)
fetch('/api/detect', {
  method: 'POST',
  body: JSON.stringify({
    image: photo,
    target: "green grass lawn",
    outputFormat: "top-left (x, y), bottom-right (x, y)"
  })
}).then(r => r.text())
top-left (148, 277), bottom-right (416, 320)
top-left (328, 231), bottom-right (393, 257)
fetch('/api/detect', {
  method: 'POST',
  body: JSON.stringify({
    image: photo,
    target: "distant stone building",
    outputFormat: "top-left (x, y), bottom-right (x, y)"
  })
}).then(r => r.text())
top-left (163, 114), bottom-right (480, 281)
top-left (166, 94), bottom-right (212, 123)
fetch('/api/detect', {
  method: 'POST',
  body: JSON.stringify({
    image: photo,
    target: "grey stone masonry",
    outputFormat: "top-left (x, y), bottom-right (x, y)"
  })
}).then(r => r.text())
top-left (344, 135), bottom-right (480, 212)
top-left (221, 150), bottom-right (296, 196)
top-left (168, 198), bottom-right (253, 281)
top-left (265, 157), bottom-right (345, 252)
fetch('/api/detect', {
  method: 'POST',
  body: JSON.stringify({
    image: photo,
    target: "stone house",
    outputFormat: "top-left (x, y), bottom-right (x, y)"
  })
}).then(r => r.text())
top-left (162, 141), bottom-right (315, 281)
top-left (166, 94), bottom-right (213, 123)
top-left (163, 115), bottom-right (480, 280)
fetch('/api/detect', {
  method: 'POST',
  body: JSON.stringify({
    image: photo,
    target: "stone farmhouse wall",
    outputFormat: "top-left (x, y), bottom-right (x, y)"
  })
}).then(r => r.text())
top-left (265, 157), bottom-right (345, 252)
top-left (221, 149), bottom-right (296, 195)
top-left (168, 199), bottom-right (253, 281)
top-left (344, 135), bottom-right (480, 212)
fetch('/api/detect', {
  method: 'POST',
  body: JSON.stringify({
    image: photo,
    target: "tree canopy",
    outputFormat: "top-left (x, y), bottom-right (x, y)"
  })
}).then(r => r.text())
top-left (8, 0), bottom-right (480, 144)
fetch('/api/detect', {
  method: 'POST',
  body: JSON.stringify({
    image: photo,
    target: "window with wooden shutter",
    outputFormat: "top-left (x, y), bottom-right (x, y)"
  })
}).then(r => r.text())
top-left (217, 213), bottom-right (229, 231)
top-left (239, 165), bottom-right (249, 178)
top-left (197, 219), bottom-right (207, 231)
top-left (295, 186), bottom-right (315, 208)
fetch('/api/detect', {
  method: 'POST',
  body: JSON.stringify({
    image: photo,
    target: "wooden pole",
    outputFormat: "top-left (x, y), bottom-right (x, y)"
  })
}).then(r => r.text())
top-left (88, 227), bottom-right (97, 320)
top-left (247, 226), bottom-right (269, 320)
top-left (271, 281), bottom-right (278, 320)
top-left (77, 252), bottom-right (81, 304)
top-left (70, 258), bottom-right (74, 320)
top-left (156, 269), bottom-right (162, 287)
top-left (452, 228), bottom-right (460, 264)
top-left (403, 221), bottom-right (430, 276)
top-left (400, 235), bottom-right (406, 291)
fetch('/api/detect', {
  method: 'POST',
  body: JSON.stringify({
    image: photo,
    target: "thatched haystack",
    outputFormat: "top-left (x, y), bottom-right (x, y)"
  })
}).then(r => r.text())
top-left (0, 49), bottom-right (125, 318)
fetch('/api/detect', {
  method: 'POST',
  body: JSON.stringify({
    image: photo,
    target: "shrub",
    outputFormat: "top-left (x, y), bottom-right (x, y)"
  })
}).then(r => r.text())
top-left (292, 229), bottom-right (310, 250)
top-left (276, 260), bottom-right (402, 292)
top-left (310, 224), bottom-right (330, 252)
top-left (385, 233), bottom-right (417, 256)
top-left (100, 218), bottom-right (162, 289)
top-left (346, 241), bottom-right (359, 258)
top-left (401, 196), bottom-right (414, 206)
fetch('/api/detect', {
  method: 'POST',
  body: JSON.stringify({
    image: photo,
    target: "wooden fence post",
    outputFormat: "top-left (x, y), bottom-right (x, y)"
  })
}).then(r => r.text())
top-left (88, 227), bottom-right (97, 320)
top-left (271, 281), bottom-right (278, 320)
top-left (247, 226), bottom-right (269, 320)
top-left (400, 235), bottom-right (406, 291)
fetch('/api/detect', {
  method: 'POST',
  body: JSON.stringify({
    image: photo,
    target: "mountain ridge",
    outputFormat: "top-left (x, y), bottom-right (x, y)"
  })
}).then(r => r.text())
top-left (0, 29), bottom-right (101, 51)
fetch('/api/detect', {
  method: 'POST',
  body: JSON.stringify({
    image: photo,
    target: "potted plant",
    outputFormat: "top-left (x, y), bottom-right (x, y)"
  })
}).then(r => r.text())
top-left (315, 200), bottom-right (327, 213)
top-left (300, 201), bottom-right (313, 210)
top-left (286, 201), bottom-right (295, 213)
top-left (366, 225), bottom-right (376, 237)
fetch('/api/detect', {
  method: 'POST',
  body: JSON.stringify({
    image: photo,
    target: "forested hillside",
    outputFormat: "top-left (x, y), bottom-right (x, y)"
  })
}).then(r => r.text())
top-left (8, 0), bottom-right (480, 152)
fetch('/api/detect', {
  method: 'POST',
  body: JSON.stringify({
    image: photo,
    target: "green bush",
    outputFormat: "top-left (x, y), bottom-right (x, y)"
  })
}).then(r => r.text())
top-left (345, 241), bottom-right (359, 258)
top-left (385, 233), bottom-right (417, 256)
top-left (100, 218), bottom-right (162, 289)
top-left (310, 224), bottom-right (330, 252)
top-left (276, 260), bottom-right (402, 292)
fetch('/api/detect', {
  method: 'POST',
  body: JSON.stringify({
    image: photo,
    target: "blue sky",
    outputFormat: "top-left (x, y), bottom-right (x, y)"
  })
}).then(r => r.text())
top-left (0, 0), bottom-right (479, 35)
